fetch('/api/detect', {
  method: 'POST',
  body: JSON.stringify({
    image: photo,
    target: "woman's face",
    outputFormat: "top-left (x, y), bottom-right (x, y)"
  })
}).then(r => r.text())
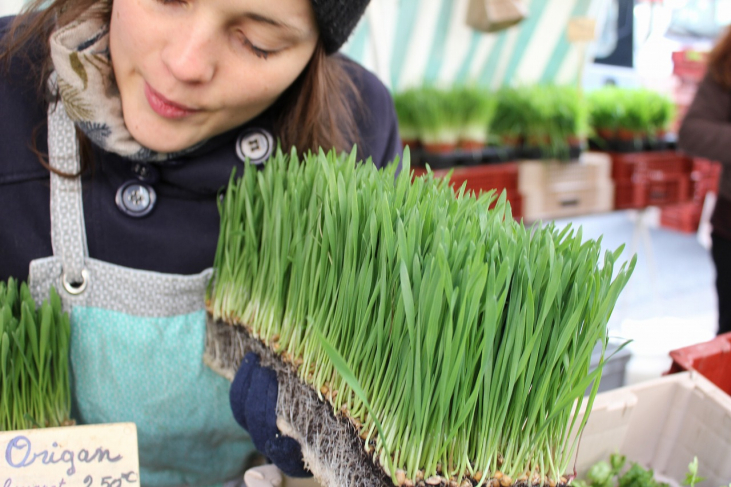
top-left (109, 0), bottom-right (319, 153)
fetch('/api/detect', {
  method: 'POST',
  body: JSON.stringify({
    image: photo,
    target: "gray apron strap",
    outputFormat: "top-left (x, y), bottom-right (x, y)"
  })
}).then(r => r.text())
top-left (48, 94), bottom-right (90, 295)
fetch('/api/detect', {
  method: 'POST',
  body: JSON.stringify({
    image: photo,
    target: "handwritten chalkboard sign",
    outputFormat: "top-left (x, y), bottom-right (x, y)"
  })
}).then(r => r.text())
top-left (1, 424), bottom-right (139, 487)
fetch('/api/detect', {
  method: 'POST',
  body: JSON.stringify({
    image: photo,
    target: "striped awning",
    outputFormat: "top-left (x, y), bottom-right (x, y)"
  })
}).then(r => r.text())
top-left (341, 0), bottom-right (608, 92)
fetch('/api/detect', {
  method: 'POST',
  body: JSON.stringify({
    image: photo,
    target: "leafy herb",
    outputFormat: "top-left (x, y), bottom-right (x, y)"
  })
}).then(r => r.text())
top-left (683, 457), bottom-right (704, 487)
top-left (586, 461), bottom-right (613, 487)
top-left (578, 455), bottom-right (708, 487)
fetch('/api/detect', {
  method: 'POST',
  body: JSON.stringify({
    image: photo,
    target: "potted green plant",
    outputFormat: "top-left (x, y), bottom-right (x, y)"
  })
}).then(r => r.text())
top-left (500, 85), bottom-right (587, 160)
top-left (492, 87), bottom-right (531, 148)
top-left (645, 91), bottom-right (676, 150)
top-left (588, 87), bottom-right (624, 147)
top-left (418, 87), bottom-right (461, 154)
top-left (1, 279), bottom-right (73, 431)
top-left (455, 86), bottom-right (495, 151)
top-left (522, 86), bottom-right (552, 153)
top-left (617, 90), bottom-right (652, 150)
top-left (551, 86), bottom-right (588, 151)
top-left (393, 89), bottom-right (422, 150)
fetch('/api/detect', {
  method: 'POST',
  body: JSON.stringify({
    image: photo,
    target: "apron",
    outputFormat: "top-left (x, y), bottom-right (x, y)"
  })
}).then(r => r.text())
top-left (28, 99), bottom-right (254, 487)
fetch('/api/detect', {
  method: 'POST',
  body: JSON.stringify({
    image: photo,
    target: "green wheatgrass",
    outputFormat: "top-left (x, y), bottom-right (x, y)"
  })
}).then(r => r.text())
top-left (208, 147), bottom-right (635, 486)
top-left (0, 279), bottom-right (72, 431)
top-left (588, 87), bottom-right (675, 135)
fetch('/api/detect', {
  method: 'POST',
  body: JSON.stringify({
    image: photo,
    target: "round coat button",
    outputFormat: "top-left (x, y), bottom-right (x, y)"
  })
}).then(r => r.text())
top-left (115, 181), bottom-right (157, 218)
top-left (236, 128), bottom-right (274, 165)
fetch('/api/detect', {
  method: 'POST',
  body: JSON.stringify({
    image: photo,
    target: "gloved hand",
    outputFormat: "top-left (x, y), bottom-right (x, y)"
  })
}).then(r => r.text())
top-left (230, 352), bottom-right (311, 478)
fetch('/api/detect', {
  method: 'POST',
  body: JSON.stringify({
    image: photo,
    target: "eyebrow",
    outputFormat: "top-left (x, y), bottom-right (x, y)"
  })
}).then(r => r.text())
top-left (245, 13), bottom-right (307, 37)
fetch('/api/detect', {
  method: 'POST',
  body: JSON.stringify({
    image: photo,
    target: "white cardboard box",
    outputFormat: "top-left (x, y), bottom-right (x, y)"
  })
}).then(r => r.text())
top-left (573, 371), bottom-right (731, 486)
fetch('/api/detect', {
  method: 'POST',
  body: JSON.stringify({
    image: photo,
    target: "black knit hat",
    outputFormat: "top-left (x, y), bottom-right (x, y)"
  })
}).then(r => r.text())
top-left (310, 0), bottom-right (371, 54)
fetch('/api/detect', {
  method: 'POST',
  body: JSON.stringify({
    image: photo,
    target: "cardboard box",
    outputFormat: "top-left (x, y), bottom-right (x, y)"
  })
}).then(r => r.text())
top-left (519, 153), bottom-right (614, 221)
top-left (573, 372), bottom-right (731, 486)
top-left (519, 152), bottom-right (612, 194)
top-left (521, 180), bottom-right (614, 221)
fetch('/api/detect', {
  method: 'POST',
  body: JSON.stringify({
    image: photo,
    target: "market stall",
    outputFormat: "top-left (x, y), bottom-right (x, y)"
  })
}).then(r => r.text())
top-left (2, 0), bottom-right (729, 486)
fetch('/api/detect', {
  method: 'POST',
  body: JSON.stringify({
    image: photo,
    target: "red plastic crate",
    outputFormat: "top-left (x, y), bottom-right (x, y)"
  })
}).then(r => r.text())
top-left (413, 163), bottom-right (519, 193)
top-left (691, 174), bottom-right (720, 201)
top-left (693, 158), bottom-right (722, 188)
top-left (446, 163), bottom-right (519, 193)
top-left (614, 175), bottom-right (691, 209)
top-left (672, 51), bottom-right (709, 83)
top-left (507, 192), bottom-right (522, 219)
top-left (412, 164), bottom-right (521, 219)
top-left (693, 158), bottom-right (722, 176)
top-left (660, 201), bottom-right (703, 233)
top-left (667, 332), bottom-right (731, 396)
top-left (611, 151), bottom-right (694, 181)
top-left (645, 177), bottom-right (691, 206)
top-left (614, 180), bottom-right (646, 209)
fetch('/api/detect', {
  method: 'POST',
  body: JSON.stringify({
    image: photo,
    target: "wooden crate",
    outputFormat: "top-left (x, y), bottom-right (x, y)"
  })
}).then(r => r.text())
top-left (521, 181), bottom-right (614, 222)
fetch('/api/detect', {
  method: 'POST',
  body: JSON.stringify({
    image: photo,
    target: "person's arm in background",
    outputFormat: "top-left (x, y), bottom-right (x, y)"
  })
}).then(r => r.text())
top-left (678, 73), bottom-right (731, 163)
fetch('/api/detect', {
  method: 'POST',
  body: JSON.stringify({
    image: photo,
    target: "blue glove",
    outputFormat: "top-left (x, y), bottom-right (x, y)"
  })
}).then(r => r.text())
top-left (230, 352), bottom-right (311, 478)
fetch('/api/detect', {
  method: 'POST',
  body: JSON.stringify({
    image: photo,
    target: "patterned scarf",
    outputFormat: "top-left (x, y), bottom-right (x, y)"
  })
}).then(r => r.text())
top-left (49, 4), bottom-right (203, 162)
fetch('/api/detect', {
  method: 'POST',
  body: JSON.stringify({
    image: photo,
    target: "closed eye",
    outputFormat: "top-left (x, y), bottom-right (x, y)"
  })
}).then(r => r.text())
top-left (243, 37), bottom-right (273, 60)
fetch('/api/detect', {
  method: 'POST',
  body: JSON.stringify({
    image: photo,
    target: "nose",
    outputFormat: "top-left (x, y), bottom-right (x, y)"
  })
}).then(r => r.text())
top-left (161, 22), bottom-right (217, 84)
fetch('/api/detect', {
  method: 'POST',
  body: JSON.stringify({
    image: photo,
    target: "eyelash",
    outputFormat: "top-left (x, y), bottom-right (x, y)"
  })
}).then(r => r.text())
top-left (243, 38), bottom-right (272, 60)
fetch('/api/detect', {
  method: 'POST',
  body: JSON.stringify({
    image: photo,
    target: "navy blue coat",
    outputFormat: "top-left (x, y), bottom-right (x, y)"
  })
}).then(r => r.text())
top-left (0, 15), bottom-right (402, 282)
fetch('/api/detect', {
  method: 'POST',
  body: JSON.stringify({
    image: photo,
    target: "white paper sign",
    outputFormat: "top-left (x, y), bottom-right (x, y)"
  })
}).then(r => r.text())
top-left (0, 424), bottom-right (139, 487)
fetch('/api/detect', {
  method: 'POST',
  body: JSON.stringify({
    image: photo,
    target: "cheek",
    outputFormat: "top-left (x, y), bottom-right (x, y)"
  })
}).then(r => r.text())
top-left (110, 1), bottom-right (155, 71)
top-left (263, 53), bottom-right (314, 96)
top-left (226, 65), bottom-right (297, 105)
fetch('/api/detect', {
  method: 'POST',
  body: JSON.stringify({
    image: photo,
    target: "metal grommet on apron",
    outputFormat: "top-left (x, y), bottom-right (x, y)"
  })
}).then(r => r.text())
top-left (28, 97), bottom-right (254, 487)
top-left (62, 268), bottom-right (89, 295)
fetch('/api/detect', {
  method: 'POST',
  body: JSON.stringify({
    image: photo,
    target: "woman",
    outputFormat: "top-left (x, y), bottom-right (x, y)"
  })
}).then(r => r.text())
top-left (678, 30), bottom-right (731, 336)
top-left (0, 0), bottom-right (401, 484)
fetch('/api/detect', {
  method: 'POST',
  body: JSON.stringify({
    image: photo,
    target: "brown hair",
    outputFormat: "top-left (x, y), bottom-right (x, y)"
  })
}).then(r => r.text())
top-left (0, 0), bottom-right (360, 173)
top-left (709, 27), bottom-right (731, 90)
top-left (277, 43), bottom-right (360, 157)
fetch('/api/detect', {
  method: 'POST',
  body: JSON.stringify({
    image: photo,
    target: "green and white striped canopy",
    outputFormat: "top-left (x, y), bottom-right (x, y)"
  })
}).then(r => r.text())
top-left (341, 0), bottom-right (607, 92)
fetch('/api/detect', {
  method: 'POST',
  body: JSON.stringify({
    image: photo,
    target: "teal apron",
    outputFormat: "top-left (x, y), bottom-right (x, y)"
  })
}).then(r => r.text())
top-left (28, 98), bottom-right (254, 487)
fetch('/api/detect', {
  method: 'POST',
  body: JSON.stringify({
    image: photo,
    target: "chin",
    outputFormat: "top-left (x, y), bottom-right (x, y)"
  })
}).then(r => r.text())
top-left (141, 139), bottom-right (196, 153)
top-left (124, 105), bottom-right (206, 154)
top-left (129, 126), bottom-right (202, 154)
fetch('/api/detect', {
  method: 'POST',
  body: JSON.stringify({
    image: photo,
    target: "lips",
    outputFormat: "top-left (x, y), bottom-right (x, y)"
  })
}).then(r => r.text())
top-left (144, 83), bottom-right (200, 119)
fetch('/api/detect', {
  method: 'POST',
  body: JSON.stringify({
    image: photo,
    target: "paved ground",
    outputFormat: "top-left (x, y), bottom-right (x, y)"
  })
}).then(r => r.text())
top-left (552, 209), bottom-right (718, 385)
